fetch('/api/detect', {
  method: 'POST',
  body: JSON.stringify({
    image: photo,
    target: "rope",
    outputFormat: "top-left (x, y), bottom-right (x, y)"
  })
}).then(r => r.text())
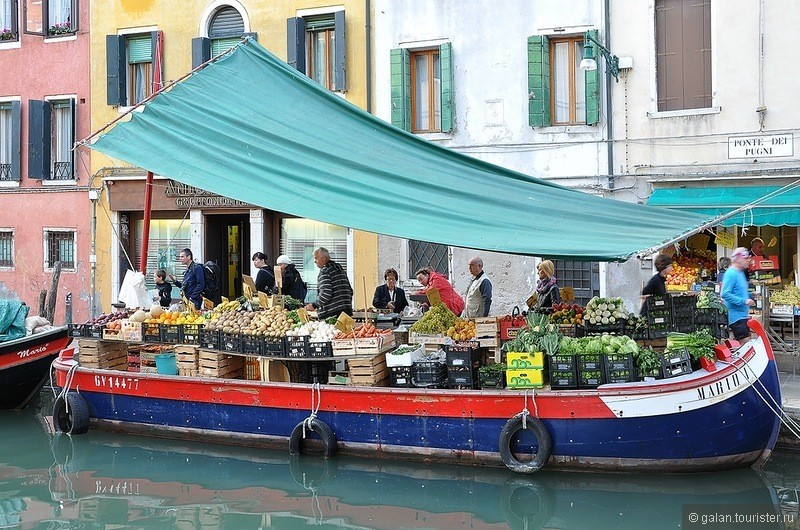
top-left (520, 389), bottom-right (538, 429)
top-left (302, 382), bottom-right (322, 439)
top-left (50, 358), bottom-right (80, 416)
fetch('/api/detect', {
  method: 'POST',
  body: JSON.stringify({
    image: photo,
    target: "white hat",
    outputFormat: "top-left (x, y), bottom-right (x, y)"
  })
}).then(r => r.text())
top-left (276, 255), bottom-right (292, 265)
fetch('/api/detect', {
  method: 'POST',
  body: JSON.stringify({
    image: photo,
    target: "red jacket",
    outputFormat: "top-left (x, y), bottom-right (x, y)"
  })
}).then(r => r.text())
top-left (424, 271), bottom-right (465, 316)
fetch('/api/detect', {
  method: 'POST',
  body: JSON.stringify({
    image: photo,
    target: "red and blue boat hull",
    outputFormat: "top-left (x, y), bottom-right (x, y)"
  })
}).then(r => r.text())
top-left (54, 320), bottom-right (781, 472)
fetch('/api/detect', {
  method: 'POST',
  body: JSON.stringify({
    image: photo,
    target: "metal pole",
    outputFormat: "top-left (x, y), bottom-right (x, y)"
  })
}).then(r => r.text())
top-left (65, 293), bottom-right (72, 325)
top-left (140, 171), bottom-right (154, 274)
top-left (90, 192), bottom-right (97, 319)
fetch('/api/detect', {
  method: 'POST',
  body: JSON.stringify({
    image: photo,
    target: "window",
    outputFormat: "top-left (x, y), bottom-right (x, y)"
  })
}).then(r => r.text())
top-left (28, 98), bottom-right (74, 180)
top-left (408, 241), bottom-right (449, 279)
top-left (551, 260), bottom-right (599, 307)
top-left (133, 219), bottom-right (190, 294)
top-left (0, 101), bottom-right (20, 181)
top-left (279, 219), bottom-right (347, 300)
top-left (390, 43), bottom-right (453, 133)
top-left (24, 0), bottom-right (77, 36)
top-left (656, 0), bottom-right (711, 111)
top-left (192, 6), bottom-right (255, 69)
top-left (106, 32), bottom-right (163, 106)
top-left (528, 33), bottom-right (599, 127)
top-left (550, 36), bottom-right (587, 125)
top-left (1, 0), bottom-right (19, 41)
top-left (287, 11), bottom-right (345, 91)
top-left (45, 229), bottom-right (75, 269)
top-left (0, 230), bottom-right (12, 267)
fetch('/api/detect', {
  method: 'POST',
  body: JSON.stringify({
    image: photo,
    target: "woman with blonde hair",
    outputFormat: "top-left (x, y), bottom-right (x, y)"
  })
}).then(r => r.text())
top-left (535, 260), bottom-right (561, 311)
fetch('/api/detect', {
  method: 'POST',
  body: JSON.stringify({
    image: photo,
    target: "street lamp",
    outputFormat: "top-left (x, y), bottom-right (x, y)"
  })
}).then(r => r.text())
top-left (580, 31), bottom-right (620, 82)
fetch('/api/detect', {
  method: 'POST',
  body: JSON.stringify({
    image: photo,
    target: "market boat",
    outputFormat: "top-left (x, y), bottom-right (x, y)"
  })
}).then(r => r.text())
top-left (51, 319), bottom-right (781, 474)
top-left (0, 326), bottom-right (70, 410)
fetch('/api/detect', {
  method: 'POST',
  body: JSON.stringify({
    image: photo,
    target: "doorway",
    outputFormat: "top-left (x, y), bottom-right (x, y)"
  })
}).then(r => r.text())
top-left (206, 213), bottom-right (250, 300)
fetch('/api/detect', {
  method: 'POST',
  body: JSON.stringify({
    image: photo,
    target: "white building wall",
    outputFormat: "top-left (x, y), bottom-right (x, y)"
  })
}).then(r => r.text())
top-left (373, 0), bottom-right (623, 315)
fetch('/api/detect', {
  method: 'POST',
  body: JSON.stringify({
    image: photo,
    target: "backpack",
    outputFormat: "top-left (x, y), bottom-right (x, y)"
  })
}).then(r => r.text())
top-left (202, 261), bottom-right (222, 304)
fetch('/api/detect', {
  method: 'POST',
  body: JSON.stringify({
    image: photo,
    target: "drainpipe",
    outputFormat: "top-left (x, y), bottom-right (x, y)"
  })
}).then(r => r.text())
top-left (604, 0), bottom-right (615, 189)
top-left (365, 0), bottom-right (372, 114)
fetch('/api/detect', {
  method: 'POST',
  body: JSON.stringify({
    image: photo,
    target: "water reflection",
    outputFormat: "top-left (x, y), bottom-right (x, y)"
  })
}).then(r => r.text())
top-left (0, 409), bottom-right (790, 529)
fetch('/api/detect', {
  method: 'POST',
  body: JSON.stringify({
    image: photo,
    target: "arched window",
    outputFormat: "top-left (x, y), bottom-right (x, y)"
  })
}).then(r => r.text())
top-left (208, 6), bottom-right (244, 56)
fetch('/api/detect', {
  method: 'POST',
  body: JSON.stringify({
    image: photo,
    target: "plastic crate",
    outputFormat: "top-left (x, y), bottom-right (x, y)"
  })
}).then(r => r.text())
top-left (506, 368), bottom-right (545, 389)
top-left (550, 368), bottom-right (578, 389)
top-left (694, 308), bottom-right (723, 325)
top-left (549, 353), bottom-right (577, 372)
top-left (411, 360), bottom-right (447, 388)
top-left (636, 366), bottom-right (663, 381)
top-left (262, 336), bottom-right (285, 356)
top-left (576, 353), bottom-right (603, 371)
top-left (220, 332), bottom-right (243, 354)
top-left (68, 323), bottom-right (87, 338)
top-left (603, 353), bottom-right (634, 371)
top-left (660, 348), bottom-right (693, 378)
top-left (142, 322), bottom-right (161, 343)
top-left (159, 323), bottom-right (182, 344)
top-left (671, 294), bottom-right (697, 314)
top-left (307, 340), bottom-right (332, 358)
top-left (200, 328), bottom-right (220, 350)
top-left (604, 367), bottom-right (636, 384)
top-left (647, 325), bottom-right (670, 339)
top-left (241, 334), bottom-right (262, 356)
top-left (477, 370), bottom-right (505, 389)
top-left (646, 295), bottom-right (671, 314)
top-left (584, 320), bottom-right (626, 336)
top-left (390, 366), bottom-right (414, 387)
top-left (85, 324), bottom-right (104, 339)
top-left (444, 341), bottom-right (481, 368)
top-left (284, 336), bottom-right (308, 358)
top-left (557, 324), bottom-right (583, 338)
top-left (182, 323), bottom-right (203, 345)
top-left (578, 369), bottom-right (604, 388)
top-left (447, 365), bottom-right (477, 388)
top-left (507, 351), bottom-right (544, 370)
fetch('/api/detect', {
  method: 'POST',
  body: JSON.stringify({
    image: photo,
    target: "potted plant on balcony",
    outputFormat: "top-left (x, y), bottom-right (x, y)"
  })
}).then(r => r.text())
top-left (0, 28), bottom-right (15, 41)
top-left (48, 22), bottom-right (73, 36)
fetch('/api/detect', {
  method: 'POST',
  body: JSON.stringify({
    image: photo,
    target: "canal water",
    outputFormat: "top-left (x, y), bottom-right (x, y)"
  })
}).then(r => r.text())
top-left (2, 395), bottom-right (800, 529)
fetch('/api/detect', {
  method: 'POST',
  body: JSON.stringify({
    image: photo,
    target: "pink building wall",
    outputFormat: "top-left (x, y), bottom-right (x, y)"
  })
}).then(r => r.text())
top-left (0, 0), bottom-right (93, 324)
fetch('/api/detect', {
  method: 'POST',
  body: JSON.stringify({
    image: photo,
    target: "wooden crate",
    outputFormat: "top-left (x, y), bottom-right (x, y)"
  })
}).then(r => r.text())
top-left (174, 345), bottom-right (199, 376)
top-left (355, 334), bottom-right (395, 355)
top-left (332, 338), bottom-right (356, 356)
top-left (347, 353), bottom-right (388, 386)
top-left (77, 340), bottom-right (128, 370)
top-left (473, 317), bottom-right (499, 338)
top-left (198, 350), bottom-right (245, 379)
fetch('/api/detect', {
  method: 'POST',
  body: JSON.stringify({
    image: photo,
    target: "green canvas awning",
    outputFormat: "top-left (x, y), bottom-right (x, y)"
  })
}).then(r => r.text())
top-left (87, 39), bottom-right (715, 261)
top-left (648, 186), bottom-right (800, 227)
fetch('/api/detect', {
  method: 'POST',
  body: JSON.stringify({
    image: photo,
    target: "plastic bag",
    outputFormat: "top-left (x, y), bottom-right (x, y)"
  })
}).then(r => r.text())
top-left (118, 270), bottom-right (152, 309)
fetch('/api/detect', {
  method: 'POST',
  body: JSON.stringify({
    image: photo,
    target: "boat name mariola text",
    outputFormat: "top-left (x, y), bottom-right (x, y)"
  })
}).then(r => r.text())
top-left (697, 372), bottom-right (741, 400)
top-left (17, 344), bottom-right (47, 359)
top-left (94, 375), bottom-right (140, 391)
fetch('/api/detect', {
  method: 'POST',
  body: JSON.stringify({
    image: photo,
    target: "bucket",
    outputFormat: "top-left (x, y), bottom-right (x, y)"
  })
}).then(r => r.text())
top-left (155, 352), bottom-right (178, 375)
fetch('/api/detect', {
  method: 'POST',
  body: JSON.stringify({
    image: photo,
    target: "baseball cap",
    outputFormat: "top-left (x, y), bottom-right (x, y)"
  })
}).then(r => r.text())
top-left (276, 255), bottom-right (292, 265)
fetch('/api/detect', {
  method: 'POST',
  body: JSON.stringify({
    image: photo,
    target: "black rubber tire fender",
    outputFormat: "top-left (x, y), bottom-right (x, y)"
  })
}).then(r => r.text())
top-left (52, 392), bottom-right (90, 435)
top-left (289, 417), bottom-right (337, 458)
top-left (498, 413), bottom-right (552, 473)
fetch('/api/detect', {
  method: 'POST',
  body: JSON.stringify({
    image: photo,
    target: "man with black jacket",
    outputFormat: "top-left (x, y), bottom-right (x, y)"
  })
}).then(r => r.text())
top-left (305, 247), bottom-right (353, 319)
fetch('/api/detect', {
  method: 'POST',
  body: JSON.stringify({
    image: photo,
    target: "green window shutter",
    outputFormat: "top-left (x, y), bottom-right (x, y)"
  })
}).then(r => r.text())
top-left (585, 29), bottom-right (600, 126)
top-left (211, 37), bottom-right (240, 57)
top-left (527, 35), bottom-right (550, 127)
top-left (27, 100), bottom-right (51, 180)
top-left (390, 48), bottom-right (410, 131)
top-left (439, 42), bottom-right (454, 133)
top-left (128, 35), bottom-right (152, 64)
top-left (106, 35), bottom-right (126, 106)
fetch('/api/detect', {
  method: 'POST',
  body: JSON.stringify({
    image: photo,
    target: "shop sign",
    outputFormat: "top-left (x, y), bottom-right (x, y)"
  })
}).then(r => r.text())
top-left (165, 181), bottom-right (249, 208)
top-left (727, 134), bottom-right (793, 159)
top-left (714, 230), bottom-right (736, 249)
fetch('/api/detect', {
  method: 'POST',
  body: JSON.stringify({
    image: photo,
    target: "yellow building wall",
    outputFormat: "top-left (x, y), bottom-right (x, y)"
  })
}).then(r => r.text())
top-left (90, 0), bottom-right (375, 311)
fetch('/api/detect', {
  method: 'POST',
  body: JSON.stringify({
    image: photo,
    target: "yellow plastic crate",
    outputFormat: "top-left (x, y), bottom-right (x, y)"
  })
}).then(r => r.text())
top-left (506, 351), bottom-right (544, 370)
top-left (505, 368), bottom-right (544, 389)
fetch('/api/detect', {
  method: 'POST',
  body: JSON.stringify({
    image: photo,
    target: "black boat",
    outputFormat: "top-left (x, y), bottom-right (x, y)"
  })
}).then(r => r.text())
top-left (0, 327), bottom-right (70, 409)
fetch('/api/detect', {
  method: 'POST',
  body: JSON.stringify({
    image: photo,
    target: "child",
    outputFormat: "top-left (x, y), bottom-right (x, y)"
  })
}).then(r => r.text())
top-left (155, 269), bottom-right (173, 308)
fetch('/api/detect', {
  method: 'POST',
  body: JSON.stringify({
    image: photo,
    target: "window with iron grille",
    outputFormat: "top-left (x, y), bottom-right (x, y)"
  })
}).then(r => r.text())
top-left (50, 99), bottom-right (74, 179)
top-left (0, 102), bottom-right (13, 181)
top-left (408, 240), bottom-right (449, 278)
top-left (0, 230), bottom-right (12, 267)
top-left (45, 230), bottom-right (75, 269)
top-left (552, 260), bottom-right (599, 306)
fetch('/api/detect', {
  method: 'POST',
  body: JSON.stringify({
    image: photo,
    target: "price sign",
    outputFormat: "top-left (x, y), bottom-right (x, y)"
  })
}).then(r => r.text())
top-left (715, 230), bottom-right (736, 249)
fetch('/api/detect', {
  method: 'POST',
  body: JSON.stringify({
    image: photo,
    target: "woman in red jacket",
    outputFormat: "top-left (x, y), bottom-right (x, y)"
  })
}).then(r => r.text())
top-left (415, 267), bottom-right (465, 316)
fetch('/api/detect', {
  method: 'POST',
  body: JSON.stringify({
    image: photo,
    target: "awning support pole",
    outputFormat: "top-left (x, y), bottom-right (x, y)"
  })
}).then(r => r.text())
top-left (140, 171), bottom-right (154, 274)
